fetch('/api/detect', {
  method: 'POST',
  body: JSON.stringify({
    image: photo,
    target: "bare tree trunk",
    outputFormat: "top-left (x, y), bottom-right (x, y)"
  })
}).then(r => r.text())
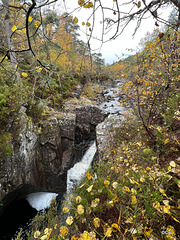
top-left (2, 0), bottom-right (20, 81)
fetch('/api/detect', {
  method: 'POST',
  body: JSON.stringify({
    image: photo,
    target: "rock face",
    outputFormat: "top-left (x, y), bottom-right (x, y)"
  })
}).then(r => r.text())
top-left (96, 115), bottom-right (125, 160)
top-left (0, 102), bottom-right (107, 201)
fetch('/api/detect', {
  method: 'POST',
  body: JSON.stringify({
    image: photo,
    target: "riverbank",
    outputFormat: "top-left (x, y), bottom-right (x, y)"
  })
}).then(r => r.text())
top-left (16, 79), bottom-right (180, 240)
top-left (2, 78), bottom-right (180, 240)
top-left (16, 109), bottom-right (180, 240)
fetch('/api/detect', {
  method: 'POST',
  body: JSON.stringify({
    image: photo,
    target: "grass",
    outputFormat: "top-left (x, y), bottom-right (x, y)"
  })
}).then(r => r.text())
top-left (14, 115), bottom-right (180, 240)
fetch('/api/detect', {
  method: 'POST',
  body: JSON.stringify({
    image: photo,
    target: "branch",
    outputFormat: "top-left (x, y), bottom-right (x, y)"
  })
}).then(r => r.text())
top-left (25, 0), bottom-right (49, 69)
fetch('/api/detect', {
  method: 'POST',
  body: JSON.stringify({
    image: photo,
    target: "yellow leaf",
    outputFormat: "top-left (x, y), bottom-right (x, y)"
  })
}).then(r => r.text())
top-left (82, 22), bottom-right (85, 25)
top-left (112, 181), bottom-right (118, 188)
top-left (21, 72), bottom-right (28, 77)
top-left (162, 205), bottom-right (170, 214)
top-left (104, 227), bottom-right (112, 237)
top-left (104, 180), bottom-right (110, 186)
top-left (87, 184), bottom-right (93, 192)
top-left (118, 215), bottom-right (121, 225)
top-left (131, 195), bottom-right (137, 205)
top-left (137, 1), bottom-right (141, 8)
top-left (122, 186), bottom-right (130, 192)
top-left (73, 17), bottom-right (78, 24)
top-left (168, 166), bottom-right (172, 172)
top-left (124, 229), bottom-right (128, 234)
top-left (34, 231), bottom-right (41, 238)
top-left (169, 161), bottom-right (176, 168)
top-left (93, 218), bottom-right (100, 228)
top-left (86, 22), bottom-right (91, 27)
top-left (164, 138), bottom-right (170, 144)
top-left (76, 196), bottom-right (82, 203)
top-left (62, 207), bottom-right (69, 213)
top-left (40, 235), bottom-right (48, 240)
top-left (86, 171), bottom-right (92, 180)
top-left (78, 0), bottom-right (85, 5)
top-left (36, 67), bottom-right (42, 72)
top-left (28, 16), bottom-right (32, 22)
top-left (66, 216), bottom-right (73, 225)
top-left (131, 188), bottom-right (137, 195)
top-left (77, 204), bottom-right (84, 215)
top-left (22, 28), bottom-right (26, 34)
top-left (11, 25), bottom-right (17, 32)
top-left (34, 21), bottom-right (41, 27)
top-left (111, 223), bottom-right (120, 232)
top-left (91, 198), bottom-right (100, 208)
top-left (59, 226), bottom-right (68, 236)
top-left (21, 45), bottom-right (25, 49)
top-left (44, 228), bottom-right (50, 235)
top-left (144, 226), bottom-right (153, 237)
top-left (166, 225), bottom-right (176, 235)
top-left (87, 2), bottom-right (93, 8)
top-left (137, 142), bottom-right (142, 146)
top-left (171, 216), bottom-right (179, 223)
top-left (163, 200), bottom-right (169, 206)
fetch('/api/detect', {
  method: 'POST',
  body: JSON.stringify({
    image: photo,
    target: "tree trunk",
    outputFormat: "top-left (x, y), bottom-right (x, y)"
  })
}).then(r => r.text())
top-left (2, 0), bottom-right (20, 81)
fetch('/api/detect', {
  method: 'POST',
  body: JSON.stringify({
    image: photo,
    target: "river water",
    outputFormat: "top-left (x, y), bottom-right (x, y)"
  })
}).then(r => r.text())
top-left (1, 80), bottom-right (124, 239)
top-left (67, 141), bottom-right (97, 193)
top-left (26, 80), bottom-right (124, 209)
top-left (99, 80), bottom-right (125, 114)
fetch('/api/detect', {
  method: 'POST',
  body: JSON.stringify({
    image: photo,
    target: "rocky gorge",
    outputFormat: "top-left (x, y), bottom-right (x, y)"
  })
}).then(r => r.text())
top-left (0, 80), bottom-right (126, 239)
top-left (0, 100), bottom-right (108, 199)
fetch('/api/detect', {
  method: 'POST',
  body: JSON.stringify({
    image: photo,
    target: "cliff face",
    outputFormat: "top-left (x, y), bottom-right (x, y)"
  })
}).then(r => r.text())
top-left (0, 102), bottom-right (107, 201)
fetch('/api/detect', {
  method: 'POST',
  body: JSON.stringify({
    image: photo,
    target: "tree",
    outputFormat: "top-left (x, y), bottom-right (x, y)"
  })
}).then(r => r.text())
top-left (0, 0), bottom-right (179, 72)
top-left (1, 0), bottom-right (19, 78)
top-left (71, 0), bottom-right (180, 44)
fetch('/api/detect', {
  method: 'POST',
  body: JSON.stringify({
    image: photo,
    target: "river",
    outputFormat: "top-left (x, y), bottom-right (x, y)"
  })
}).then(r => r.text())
top-left (0, 80), bottom-right (124, 239)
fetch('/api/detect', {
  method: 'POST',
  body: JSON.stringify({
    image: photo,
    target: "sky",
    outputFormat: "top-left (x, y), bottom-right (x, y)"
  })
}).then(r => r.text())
top-left (55, 1), bottom-right (173, 65)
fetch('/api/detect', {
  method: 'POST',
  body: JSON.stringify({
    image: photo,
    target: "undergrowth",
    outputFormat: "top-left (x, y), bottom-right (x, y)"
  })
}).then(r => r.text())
top-left (14, 116), bottom-right (180, 240)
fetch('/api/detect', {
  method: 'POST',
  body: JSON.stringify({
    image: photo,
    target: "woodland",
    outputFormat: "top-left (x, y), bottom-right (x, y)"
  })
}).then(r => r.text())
top-left (0, 0), bottom-right (180, 239)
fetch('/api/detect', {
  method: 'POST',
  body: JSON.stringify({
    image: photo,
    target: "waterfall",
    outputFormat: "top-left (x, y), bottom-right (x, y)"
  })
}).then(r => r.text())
top-left (26, 142), bottom-right (97, 210)
top-left (26, 192), bottom-right (58, 211)
top-left (67, 141), bottom-right (97, 192)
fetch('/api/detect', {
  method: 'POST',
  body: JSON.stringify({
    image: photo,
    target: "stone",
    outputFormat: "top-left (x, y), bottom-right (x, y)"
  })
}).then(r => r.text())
top-left (0, 101), bottom-right (107, 201)
top-left (96, 115), bottom-right (125, 159)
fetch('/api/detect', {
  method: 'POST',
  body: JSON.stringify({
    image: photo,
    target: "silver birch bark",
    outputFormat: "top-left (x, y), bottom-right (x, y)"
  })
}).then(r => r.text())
top-left (2, 0), bottom-right (20, 81)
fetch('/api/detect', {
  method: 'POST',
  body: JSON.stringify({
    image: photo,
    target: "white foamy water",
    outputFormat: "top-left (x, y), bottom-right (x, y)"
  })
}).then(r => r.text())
top-left (26, 192), bottom-right (58, 211)
top-left (67, 141), bottom-right (97, 192)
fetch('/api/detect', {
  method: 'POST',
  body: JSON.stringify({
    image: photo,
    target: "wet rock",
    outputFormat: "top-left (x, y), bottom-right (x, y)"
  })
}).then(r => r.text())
top-left (96, 115), bottom-right (125, 159)
top-left (0, 102), bottom-right (107, 201)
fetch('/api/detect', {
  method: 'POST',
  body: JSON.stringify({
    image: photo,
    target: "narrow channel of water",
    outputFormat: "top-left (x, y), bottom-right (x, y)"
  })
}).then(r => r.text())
top-left (99, 80), bottom-right (125, 114)
top-left (67, 141), bottom-right (97, 193)
top-left (1, 80), bottom-right (124, 239)
top-left (0, 142), bottom-right (97, 240)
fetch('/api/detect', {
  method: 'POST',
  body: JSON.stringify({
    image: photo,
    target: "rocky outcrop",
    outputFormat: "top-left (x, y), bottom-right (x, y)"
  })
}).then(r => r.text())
top-left (0, 101), bottom-right (107, 201)
top-left (96, 114), bottom-right (126, 160)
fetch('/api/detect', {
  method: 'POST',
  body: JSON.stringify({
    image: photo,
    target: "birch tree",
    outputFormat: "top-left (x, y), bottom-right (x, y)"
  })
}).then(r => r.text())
top-left (2, 0), bottom-right (18, 72)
